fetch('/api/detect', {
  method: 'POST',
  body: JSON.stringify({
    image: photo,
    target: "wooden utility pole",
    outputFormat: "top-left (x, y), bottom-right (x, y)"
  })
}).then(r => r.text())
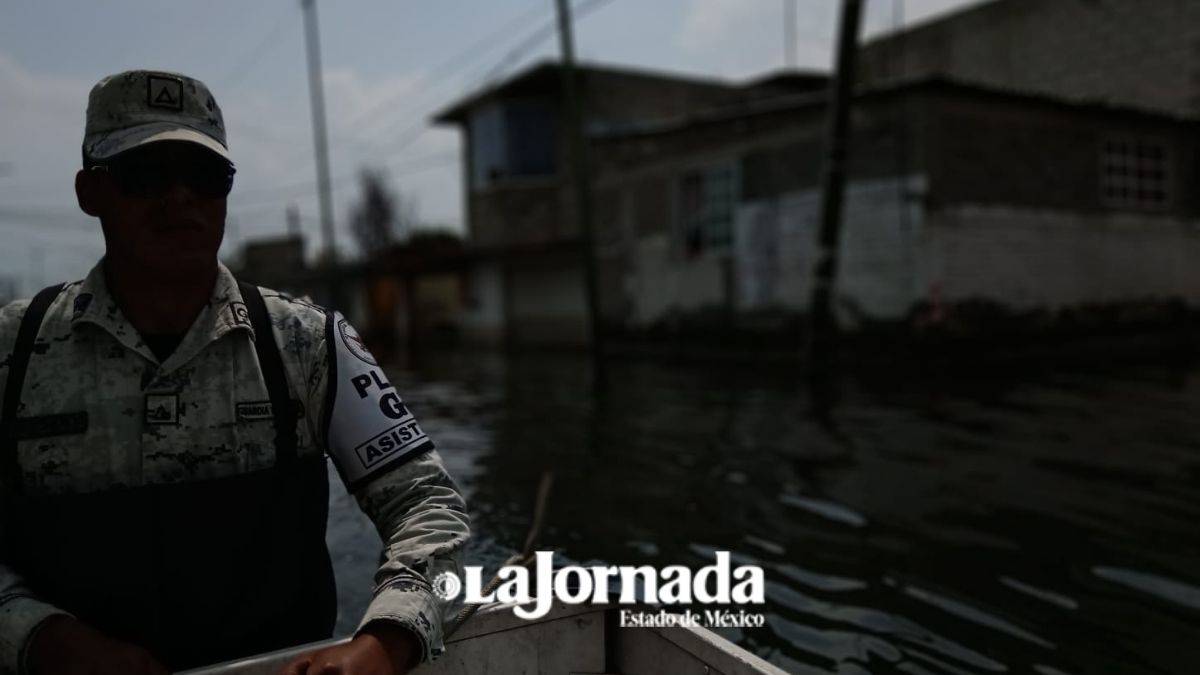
top-left (809, 0), bottom-right (864, 419)
top-left (554, 0), bottom-right (605, 369)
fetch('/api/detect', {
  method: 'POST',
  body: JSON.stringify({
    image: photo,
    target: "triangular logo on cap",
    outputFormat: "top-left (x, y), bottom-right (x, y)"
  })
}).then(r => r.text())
top-left (147, 75), bottom-right (184, 111)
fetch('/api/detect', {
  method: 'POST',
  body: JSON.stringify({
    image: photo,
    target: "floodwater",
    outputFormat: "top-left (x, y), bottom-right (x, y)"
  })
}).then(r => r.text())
top-left (326, 351), bottom-right (1200, 674)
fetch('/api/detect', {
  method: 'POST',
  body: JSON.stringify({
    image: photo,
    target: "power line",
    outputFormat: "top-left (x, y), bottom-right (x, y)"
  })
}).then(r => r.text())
top-left (362, 119), bottom-right (429, 159)
top-left (0, 206), bottom-right (96, 229)
top-left (470, 0), bottom-right (614, 92)
top-left (219, 2), bottom-right (298, 91)
top-left (212, 0), bottom-right (615, 219)
top-left (359, 0), bottom-right (615, 164)
top-left (346, 0), bottom-right (547, 134)
top-left (473, 14), bottom-right (560, 87)
top-left (228, 150), bottom-right (458, 205)
top-left (0, 220), bottom-right (103, 252)
top-left (227, 151), bottom-right (458, 213)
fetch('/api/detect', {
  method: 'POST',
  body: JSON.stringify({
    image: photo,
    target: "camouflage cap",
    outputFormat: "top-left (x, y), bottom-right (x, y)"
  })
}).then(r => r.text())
top-left (83, 69), bottom-right (230, 163)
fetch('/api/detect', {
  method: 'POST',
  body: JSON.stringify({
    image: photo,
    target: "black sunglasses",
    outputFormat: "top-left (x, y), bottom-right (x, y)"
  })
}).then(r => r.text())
top-left (93, 155), bottom-right (236, 199)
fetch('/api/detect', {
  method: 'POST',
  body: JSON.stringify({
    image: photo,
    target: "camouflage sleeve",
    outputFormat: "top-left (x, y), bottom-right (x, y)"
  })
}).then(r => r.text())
top-left (0, 300), bottom-right (73, 675)
top-left (351, 451), bottom-right (471, 664)
top-left (305, 315), bottom-right (471, 665)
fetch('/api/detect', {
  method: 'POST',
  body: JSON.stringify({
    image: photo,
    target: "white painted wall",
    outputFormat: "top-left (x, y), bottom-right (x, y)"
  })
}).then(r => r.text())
top-left (460, 261), bottom-right (505, 343)
top-left (733, 176), bottom-right (925, 322)
top-left (734, 194), bottom-right (813, 312)
top-left (625, 233), bottom-right (727, 327)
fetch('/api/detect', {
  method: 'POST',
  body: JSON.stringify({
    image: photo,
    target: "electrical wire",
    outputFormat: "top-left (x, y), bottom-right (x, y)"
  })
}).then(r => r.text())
top-left (468, 0), bottom-right (614, 92)
top-left (0, 206), bottom-right (97, 230)
top-left (64, 0), bottom-right (615, 224)
top-left (346, 0), bottom-right (547, 134)
top-left (359, 0), bottom-right (615, 163)
top-left (227, 150), bottom-right (458, 208)
top-left (219, 3), bottom-right (299, 92)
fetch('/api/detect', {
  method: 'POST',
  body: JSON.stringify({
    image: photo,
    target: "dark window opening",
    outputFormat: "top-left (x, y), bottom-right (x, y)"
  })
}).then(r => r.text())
top-left (679, 165), bottom-right (735, 254)
top-left (470, 100), bottom-right (556, 190)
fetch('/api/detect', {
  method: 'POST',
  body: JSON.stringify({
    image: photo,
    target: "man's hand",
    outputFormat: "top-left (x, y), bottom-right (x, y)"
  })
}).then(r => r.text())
top-left (28, 615), bottom-right (169, 675)
top-left (277, 622), bottom-right (420, 675)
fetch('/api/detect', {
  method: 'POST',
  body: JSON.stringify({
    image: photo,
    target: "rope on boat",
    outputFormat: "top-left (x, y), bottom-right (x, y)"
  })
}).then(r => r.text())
top-left (444, 470), bottom-right (554, 639)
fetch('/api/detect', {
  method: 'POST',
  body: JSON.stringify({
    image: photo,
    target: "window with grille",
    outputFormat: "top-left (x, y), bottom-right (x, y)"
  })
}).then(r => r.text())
top-left (1100, 137), bottom-right (1170, 210)
top-left (679, 165), bottom-right (735, 254)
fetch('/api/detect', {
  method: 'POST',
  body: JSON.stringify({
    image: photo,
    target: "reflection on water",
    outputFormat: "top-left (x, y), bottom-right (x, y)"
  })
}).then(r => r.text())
top-left (327, 351), bottom-right (1200, 673)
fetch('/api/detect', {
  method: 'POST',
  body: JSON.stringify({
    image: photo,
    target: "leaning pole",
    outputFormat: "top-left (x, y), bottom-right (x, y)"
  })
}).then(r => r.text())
top-left (809, 0), bottom-right (864, 421)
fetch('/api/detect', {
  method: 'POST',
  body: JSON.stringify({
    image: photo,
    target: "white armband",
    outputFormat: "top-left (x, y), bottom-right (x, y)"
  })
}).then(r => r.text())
top-left (323, 312), bottom-right (433, 487)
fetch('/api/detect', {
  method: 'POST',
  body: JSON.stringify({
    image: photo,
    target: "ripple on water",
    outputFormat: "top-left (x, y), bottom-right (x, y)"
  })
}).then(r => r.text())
top-left (780, 493), bottom-right (869, 528)
top-left (1092, 566), bottom-right (1200, 611)
top-left (777, 563), bottom-right (868, 593)
top-left (767, 581), bottom-right (1007, 672)
top-left (743, 534), bottom-right (787, 556)
top-left (999, 576), bottom-right (1079, 611)
top-left (902, 646), bottom-right (1002, 675)
top-left (1032, 664), bottom-right (1076, 675)
top-left (624, 539), bottom-right (659, 557)
top-left (376, 355), bottom-right (1200, 672)
top-left (902, 584), bottom-right (1055, 649)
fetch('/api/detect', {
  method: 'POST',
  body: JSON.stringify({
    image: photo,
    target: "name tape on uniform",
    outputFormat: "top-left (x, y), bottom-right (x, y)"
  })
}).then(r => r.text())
top-left (236, 400), bottom-right (304, 422)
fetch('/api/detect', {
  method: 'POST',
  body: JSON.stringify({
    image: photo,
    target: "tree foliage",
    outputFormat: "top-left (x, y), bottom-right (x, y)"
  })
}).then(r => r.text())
top-left (349, 168), bottom-right (417, 257)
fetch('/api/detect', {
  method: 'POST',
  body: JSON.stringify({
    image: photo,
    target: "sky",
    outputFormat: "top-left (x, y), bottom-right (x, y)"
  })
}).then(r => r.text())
top-left (0, 0), bottom-right (980, 297)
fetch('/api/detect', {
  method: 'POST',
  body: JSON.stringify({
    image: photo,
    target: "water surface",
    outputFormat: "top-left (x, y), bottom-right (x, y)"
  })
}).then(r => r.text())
top-left (327, 352), bottom-right (1200, 674)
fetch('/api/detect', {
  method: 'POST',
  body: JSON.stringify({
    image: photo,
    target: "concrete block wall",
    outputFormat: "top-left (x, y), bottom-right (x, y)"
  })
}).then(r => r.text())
top-left (914, 87), bottom-right (1199, 218)
top-left (918, 205), bottom-right (1200, 310)
top-left (860, 0), bottom-right (1200, 118)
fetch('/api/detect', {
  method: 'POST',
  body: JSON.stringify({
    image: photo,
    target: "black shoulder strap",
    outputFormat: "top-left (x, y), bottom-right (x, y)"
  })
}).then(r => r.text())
top-left (2, 283), bottom-right (66, 490)
top-left (238, 282), bottom-right (298, 464)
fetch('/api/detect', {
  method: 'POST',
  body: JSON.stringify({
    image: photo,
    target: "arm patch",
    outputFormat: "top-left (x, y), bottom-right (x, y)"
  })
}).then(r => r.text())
top-left (324, 313), bottom-right (433, 487)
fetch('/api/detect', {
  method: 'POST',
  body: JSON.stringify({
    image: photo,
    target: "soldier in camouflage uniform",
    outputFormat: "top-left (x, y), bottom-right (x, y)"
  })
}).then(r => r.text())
top-left (0, 70), bottom-right (470, 675)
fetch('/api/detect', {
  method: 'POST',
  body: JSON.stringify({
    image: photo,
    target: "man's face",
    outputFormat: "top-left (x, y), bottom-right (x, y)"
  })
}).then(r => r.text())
top-left (82, 141), bottom-right (232, 280)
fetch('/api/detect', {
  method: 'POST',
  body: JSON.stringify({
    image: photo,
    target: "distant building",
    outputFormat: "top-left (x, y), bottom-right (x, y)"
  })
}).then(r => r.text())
top-left (592, 78), bottom-right (1198, 333)
top-left (234, 234), bottom-right (307, 294)
top-left (231, 234), bottom-right (371, 330)
top-left (433, 62), bottom-right (826, 346)
top-left (232, 231), bottom-right (471, 353)
top-left (362, 232), bottom-right (472, 350)
top-left (430, 0), bottom-right (1200, 348)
